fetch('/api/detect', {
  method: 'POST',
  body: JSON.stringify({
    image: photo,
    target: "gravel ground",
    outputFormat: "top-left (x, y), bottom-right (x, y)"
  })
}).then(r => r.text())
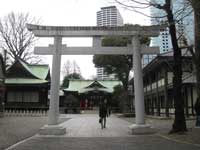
top-left (120, 116), bottom-right (200, 146)
top-left (0, 116), bottom-right (69, 150)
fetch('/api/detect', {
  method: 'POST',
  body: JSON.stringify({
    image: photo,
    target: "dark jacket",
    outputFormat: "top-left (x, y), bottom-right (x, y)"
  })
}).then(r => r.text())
top-left (99, 103), bottom-right (107, 118)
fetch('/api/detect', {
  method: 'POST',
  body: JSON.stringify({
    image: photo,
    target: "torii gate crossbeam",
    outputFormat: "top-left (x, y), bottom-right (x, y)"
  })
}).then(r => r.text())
top-left (34, 45), bottom-right (159, 55)
top-left (27, 24), bottom-right (163, 135)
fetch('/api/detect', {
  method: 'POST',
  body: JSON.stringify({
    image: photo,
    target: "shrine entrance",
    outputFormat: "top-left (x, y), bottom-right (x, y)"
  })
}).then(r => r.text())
top-left (27, 24), bottom-right (162, 135)
top-left (63, 80), bottom-right (121, 111)
top-left (80, 91), bottom-right (110, 109)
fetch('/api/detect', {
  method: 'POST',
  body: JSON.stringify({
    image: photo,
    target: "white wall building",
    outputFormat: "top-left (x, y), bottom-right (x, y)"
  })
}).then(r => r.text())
top-left (96, 6), bottom-right (124, 80)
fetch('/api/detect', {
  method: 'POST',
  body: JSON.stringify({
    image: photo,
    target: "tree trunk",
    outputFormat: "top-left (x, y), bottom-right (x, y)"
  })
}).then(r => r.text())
top-left (119, 70), bottom-right (129, 90)
top-left (165, 0), bottom-right (187, 133)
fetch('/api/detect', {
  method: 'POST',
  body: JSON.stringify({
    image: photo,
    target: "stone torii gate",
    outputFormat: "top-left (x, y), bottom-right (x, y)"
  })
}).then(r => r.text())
top-left (27, 24), bottom-right (161, 135)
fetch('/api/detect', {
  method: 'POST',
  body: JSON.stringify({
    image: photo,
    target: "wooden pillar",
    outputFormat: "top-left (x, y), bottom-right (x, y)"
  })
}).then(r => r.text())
top-left (144, 97), bottom-right (147, 114)
top-left (145, 95), bottom-right (150, 115)
top-left (164, 69), bottom-right (169, 117)
top-left (146, 97), bottom-right (149, 114)
top-left (185, 86), bottom-right (189, 118)
top-left (156, 72), bottom-right (160, 116)
top-left (190, 85), bottom-right (194, 116)
top-left (149, 75), bottom-right (154, 115)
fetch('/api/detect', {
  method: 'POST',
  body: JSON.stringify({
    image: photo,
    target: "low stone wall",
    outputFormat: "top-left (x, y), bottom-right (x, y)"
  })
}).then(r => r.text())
top-left (0, 112), bottom-right (3, 117)
top-left (3, 109), bottom-right (48, 117)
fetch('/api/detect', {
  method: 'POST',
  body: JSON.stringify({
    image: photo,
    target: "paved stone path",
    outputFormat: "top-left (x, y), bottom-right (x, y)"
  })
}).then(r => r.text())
top-left (5, 114), bottom-right (200, 150)
top-left (60, 114), bottom-right (132, 137)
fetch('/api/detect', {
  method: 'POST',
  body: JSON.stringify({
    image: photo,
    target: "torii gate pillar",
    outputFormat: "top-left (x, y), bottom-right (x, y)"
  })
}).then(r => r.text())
top-left (132, 36), bottom-right (145, 125)
top-left (48, 36), bottom-right (62, 125)
top-left (129, 36), bottom-right (155, 134)
top-left (39, 36), bottom-right (66, 135)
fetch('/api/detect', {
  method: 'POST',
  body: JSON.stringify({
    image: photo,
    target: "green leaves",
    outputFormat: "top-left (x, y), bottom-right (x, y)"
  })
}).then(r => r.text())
top-left (61, 73), bottom-right (82, 88)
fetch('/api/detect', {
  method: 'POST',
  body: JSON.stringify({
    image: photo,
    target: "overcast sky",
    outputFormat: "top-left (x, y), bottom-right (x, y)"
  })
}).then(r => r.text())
top-left (0, 0), bottom-right (150, 79)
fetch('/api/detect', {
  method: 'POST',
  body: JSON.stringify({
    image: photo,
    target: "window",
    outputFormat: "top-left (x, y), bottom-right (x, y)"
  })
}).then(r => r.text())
top-left (15, 92), bottom-right (23, 102)
top-left (7, 92), bottom-right (15, 102)
top-left (24, 92), bottom-right (39, 102)
top-left (7, 91), bottom-right (39, 103)
top-left (160, 96), bottom-right (165, 108)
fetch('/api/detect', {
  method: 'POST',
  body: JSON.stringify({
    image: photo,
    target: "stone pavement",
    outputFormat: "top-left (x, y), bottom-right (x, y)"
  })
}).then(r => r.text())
top-left (60, 114), bottom-right (132, 137)
top-left (5, 114), bottom-right (200, 150)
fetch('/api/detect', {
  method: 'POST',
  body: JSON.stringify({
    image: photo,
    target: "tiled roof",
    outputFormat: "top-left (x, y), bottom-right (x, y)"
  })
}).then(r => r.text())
top-left (5, 78), bottom-right (49, 84)
top-left (28, 64), bottom-right (49, 80)
top-left (6, 60), bottom-right (50, 85)
top-left (19, 60), bottom-right (49, 80)
top-left (63, 80), bottom-right (122, 93)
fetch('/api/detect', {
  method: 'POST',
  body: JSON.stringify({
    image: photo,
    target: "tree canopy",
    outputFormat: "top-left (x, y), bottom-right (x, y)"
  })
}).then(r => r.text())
top-left (93, 25), bottom-right (150, 90)
top-left (61, 72), bottom-right (83, 88)
top-left (0, 12), bottom-right (40, 65)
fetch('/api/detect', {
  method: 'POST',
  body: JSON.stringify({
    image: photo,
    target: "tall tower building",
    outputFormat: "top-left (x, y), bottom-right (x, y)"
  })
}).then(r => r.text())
top-left (96, 6), bottom-right (123, 80)
top-left (97, 6), bottom-right (123, 27)
top-left (143, 0), bottom-right (194, 66)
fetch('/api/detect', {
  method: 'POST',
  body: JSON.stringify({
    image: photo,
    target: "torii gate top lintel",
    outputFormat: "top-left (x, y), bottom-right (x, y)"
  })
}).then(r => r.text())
top-left (26, 24), bottom-right (164, 37)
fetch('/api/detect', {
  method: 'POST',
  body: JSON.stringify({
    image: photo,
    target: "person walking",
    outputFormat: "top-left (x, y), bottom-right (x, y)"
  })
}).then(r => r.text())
top-left (99, 99), bottom-right (108, 129)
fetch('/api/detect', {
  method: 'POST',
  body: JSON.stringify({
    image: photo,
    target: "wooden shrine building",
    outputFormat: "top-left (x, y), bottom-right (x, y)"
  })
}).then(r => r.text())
top-left (142, 50), bottom-right (197, 117)
top-left (62, 80), bottom-right (122, 111)
top-left (5, 60), bottom-right (50, 110)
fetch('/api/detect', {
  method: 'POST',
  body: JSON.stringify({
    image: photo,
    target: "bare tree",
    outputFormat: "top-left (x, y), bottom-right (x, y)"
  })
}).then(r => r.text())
top-left (61, 60), bottom-right (83, 88)
top-left (62, 60), bottom-right (72, 76)
top-left (114, 0), bottom-right (191, 133)
top-left (62, 60), bottom-right (81, 77)
top-left (72, 60), bottom-right (81, 75)
top-left (0, 12), bottom-right (41, 65)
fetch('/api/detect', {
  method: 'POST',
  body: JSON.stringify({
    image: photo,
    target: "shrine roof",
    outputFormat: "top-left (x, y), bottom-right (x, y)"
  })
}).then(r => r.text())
top-left (28, 64), bottom-right (50, 80)
top-left (5, 78), bottom-right (49, 84)
top-left (17, 60), bottom-right (49, 80)
top-left (143, 49), bottom-right (192, 74)
top-left (6, 60), bottom-right (50, 85)
top-left (63, 80), bottom-right (122, 93)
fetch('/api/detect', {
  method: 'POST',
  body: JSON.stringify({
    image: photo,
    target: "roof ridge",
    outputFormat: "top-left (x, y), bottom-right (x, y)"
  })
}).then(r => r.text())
top-left (28, 64), bottom-right (49, 67)
top-left (18, 60), bottom-right (41, 79)
top-left (85, 80), bottom-right (107, 89)
top-left (69, 79), bottom-right (120, 81)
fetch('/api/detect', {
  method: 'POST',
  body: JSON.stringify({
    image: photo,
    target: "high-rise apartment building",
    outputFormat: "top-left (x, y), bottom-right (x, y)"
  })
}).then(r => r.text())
top-left (97, 6), bottom-right (123, 27)
top-left (143, 0), bottom-right (194, 66)
top-left (96, 6), bottom-right (123, 80)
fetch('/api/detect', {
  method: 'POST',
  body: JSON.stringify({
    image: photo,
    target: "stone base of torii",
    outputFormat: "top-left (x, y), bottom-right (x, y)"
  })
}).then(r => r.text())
top-left (27, 24), bottom-right (163, 135)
